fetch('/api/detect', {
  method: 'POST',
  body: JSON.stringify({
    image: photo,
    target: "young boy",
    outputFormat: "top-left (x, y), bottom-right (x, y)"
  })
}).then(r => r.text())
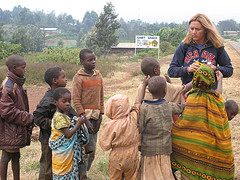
top-left (0, 54), bottom-right (34, 180)
top-left (72, 49), bottom-right (104, 179)
top-left (138, 76), bottom-right (185, 180)
top-left (33, 67), bottom-right (78, 180)
top-left (136, 57), bottom-right (191, 104)
top-left (99, 76), bottom-right (149, 180)
top-left (225, 100), bottom-right (239, 121)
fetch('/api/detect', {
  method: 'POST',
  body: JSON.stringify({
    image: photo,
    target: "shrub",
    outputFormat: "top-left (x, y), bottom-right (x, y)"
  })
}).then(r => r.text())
top-left (0, 41), bottom-right (23, 64)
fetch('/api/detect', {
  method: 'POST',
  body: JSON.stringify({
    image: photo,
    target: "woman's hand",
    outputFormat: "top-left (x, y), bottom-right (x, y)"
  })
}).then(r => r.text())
top-left (187, 62), bottom-right (201, 73)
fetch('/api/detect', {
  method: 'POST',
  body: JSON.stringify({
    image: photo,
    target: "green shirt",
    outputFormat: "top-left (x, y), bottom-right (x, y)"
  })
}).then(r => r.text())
top-left (138, 99), bottom-right (184, 156)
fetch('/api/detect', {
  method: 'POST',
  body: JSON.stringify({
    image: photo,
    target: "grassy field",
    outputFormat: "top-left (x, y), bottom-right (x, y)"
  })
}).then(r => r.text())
top-left (1, 41), bottom-right (240, 179)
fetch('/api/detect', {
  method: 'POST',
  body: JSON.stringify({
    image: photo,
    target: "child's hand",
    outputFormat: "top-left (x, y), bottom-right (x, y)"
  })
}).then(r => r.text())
top-left (93, 114), bottom-right (102, 133)
top-left (216, 70), bottom-right (223, 81)
top-left (77, 116), bottom-right (85, 125)
top-left (84, 117), bottom-right (94, 134)
top-left (181, 85), bottom-right (186, 95)
top-left (142, 75), bottom-right (150, 87)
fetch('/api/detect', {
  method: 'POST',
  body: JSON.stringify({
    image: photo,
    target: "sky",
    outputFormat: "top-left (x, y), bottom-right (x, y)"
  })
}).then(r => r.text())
top-left (1, 0), bottom-right (240, 24)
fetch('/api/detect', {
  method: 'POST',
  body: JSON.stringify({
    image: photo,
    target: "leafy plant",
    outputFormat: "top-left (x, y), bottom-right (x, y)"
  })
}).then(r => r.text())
top-left (0, 41), bottom-right (23, 64)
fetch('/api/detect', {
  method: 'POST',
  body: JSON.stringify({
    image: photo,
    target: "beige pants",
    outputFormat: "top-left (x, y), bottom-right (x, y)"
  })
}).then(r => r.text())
top-left (140, 154), bottom-right (175, 180)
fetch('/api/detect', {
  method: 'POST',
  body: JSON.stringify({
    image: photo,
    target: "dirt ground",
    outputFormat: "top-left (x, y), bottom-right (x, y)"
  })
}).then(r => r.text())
top-left (26, 42), bottom-right (240, 179)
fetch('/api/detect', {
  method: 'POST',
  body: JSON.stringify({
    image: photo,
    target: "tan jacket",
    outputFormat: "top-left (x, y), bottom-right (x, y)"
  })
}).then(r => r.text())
top-left (136, 81), bottom-right (182, 103)
top-left (99, 94), bottom-right (140, 177)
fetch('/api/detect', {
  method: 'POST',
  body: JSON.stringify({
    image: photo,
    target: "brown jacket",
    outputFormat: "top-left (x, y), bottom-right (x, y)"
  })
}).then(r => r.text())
top-left (0, 71), bottom-right (34, 149)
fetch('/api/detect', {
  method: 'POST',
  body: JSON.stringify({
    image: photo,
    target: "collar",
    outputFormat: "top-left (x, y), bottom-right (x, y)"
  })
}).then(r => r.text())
top-left (143, 98), bottom-right (166, 105)
top-left (7, 71), bottom-right (26, 86)
top-left (77, 69), bottom-right (99, 76)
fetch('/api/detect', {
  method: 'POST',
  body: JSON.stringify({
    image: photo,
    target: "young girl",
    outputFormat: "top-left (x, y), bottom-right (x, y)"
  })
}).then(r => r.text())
top-left (49, 87), bottom-right (88, 179)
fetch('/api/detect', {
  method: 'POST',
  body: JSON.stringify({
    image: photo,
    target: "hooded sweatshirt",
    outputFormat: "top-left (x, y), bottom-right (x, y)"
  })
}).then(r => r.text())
top-left (168, 41), bottom-right (233, 86)
top-left (99, 94), bottom-right (140, 174)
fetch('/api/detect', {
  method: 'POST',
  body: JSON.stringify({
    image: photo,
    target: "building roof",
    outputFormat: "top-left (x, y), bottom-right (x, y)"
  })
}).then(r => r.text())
top-left (112, 43), bottom-right (136, 49)
top-left (40, 28), bottom-right (59, 31)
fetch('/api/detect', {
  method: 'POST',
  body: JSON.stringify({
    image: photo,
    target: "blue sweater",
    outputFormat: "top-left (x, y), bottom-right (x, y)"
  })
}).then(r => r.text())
top-left (168, 41), bottom-right (233, 86)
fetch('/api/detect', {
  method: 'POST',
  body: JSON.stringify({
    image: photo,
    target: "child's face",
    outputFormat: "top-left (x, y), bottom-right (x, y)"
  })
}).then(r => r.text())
top-left (227, 109), bottom-right (238, 121)
top-left (81, 53), bottom-right (96, 71)
top-left (55, 92), bottom-right (71, 113)
top-left (154, 66), bottom-right (160, 76)
top-left (55, 70), bottom-right (67, 87)
top-left (13, 60), bottom-right (26, 77)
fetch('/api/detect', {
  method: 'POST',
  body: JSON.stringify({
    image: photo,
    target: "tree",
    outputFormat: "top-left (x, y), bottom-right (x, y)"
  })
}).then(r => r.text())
top-left (18, 7), bottom-right (34, 25)
top-left (217, 19), bottom-right (239, 35)
top-left (57, 39), bottom-right (64, 47)
top-left (82, 11), bottom-right (98, 33)
top-left (11, 27), bottom-right (29, 52)
top-left (0, 23), bottom-right (4, 41)
top-left (86, 2), bottom-right (121, 57)
top-left (11, 25), bottom-right (44, 53)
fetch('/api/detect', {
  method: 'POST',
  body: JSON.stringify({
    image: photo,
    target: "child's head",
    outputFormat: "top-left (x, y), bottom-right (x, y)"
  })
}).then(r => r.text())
top-left (6, 54), bottom-right (26, 77)
top-left (141, 57), bottom-right (160, 77)
top-left (53, 87), bottom-right (71, 113)
top-left (148, 76), bottom-right (167, 98)
top-left (225, 100), bottom-right (239, 121)
top-left (44, 67), bottom-right (67, 88)
top-left (79, 49), bottom-right (96, 72)
top-left (105, 94), bottom-right (130, 120)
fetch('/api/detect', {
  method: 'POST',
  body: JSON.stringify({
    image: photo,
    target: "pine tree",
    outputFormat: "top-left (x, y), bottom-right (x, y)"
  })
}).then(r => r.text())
top-left (86, 2), bottom-right (121, 57)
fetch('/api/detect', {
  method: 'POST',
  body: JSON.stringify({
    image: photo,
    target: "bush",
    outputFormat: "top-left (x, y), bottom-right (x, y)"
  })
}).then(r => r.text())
top-left (160, 41), bottom-right (176, 56)
top-left (24, 62), bottom-right (81, 85)
top-left (35, 46), bottom-right (80, 64)
top-left (0, 41), bottom-right (23, 64)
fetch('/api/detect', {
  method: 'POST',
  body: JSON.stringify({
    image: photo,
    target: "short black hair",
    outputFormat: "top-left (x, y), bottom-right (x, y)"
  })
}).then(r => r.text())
top-left (225, 100), bottom-right (239, 113)
top-left (53, 87), bottom-right (71, 101)
top-left (141, 57), bottom-right (159, 76)
top-left (44, 67), bottom-right (62, 86)
top-left (79, 49), bottom-right (93, 61)
top-left (148, 76), bottom-right (166, 97)
top-left (6, 54), bottom-right (25, 70)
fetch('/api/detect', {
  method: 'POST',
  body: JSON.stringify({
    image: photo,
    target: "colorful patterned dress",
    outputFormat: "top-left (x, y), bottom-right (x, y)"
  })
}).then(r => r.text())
top-left (49, 112), bottom-right (89, 180)
top-left (171, 65), bottom-right (234, 180)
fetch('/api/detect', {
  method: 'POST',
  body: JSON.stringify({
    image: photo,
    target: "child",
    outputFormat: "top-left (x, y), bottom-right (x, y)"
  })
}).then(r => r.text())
top-left (136, 57), bottom-right (191, 104)
top-left (0, 54), bottom-right (34, 180)
top-left (99, 76), bottom-right (149, 180)
top-left (138, 76), bottom-right (185, 180)
top-left (49, 87), bottom-right (88, 179)
top-left (171, 66), bottom-right (234, 179)
top-left (72, 49), bottom-right (104, 179)
top-left (33, 67), bottom-right (78, 179)
top-left (225, 100), bottom-right (239, 121)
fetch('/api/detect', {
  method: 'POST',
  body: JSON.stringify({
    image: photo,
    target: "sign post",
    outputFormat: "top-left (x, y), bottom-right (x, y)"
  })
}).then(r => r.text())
top-left (135, 36), bottom-right (160, 59)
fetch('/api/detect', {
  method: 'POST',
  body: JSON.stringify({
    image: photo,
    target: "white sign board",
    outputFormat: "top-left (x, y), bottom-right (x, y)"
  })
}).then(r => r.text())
top-left (135, 36), bottom-right (159, 48)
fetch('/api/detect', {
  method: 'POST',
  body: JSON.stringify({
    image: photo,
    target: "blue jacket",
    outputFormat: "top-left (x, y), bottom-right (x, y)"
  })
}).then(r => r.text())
top-left (168, 41), bottom-right (233, 86)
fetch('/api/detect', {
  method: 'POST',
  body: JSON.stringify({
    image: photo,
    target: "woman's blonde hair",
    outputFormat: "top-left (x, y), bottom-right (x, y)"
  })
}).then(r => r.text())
top-left (183, 13), bottom-right (223, 48)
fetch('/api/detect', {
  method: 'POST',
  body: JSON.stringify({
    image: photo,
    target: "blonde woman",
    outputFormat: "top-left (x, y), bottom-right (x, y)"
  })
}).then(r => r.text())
top-left (168, 13), bottom-right (233, 89)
